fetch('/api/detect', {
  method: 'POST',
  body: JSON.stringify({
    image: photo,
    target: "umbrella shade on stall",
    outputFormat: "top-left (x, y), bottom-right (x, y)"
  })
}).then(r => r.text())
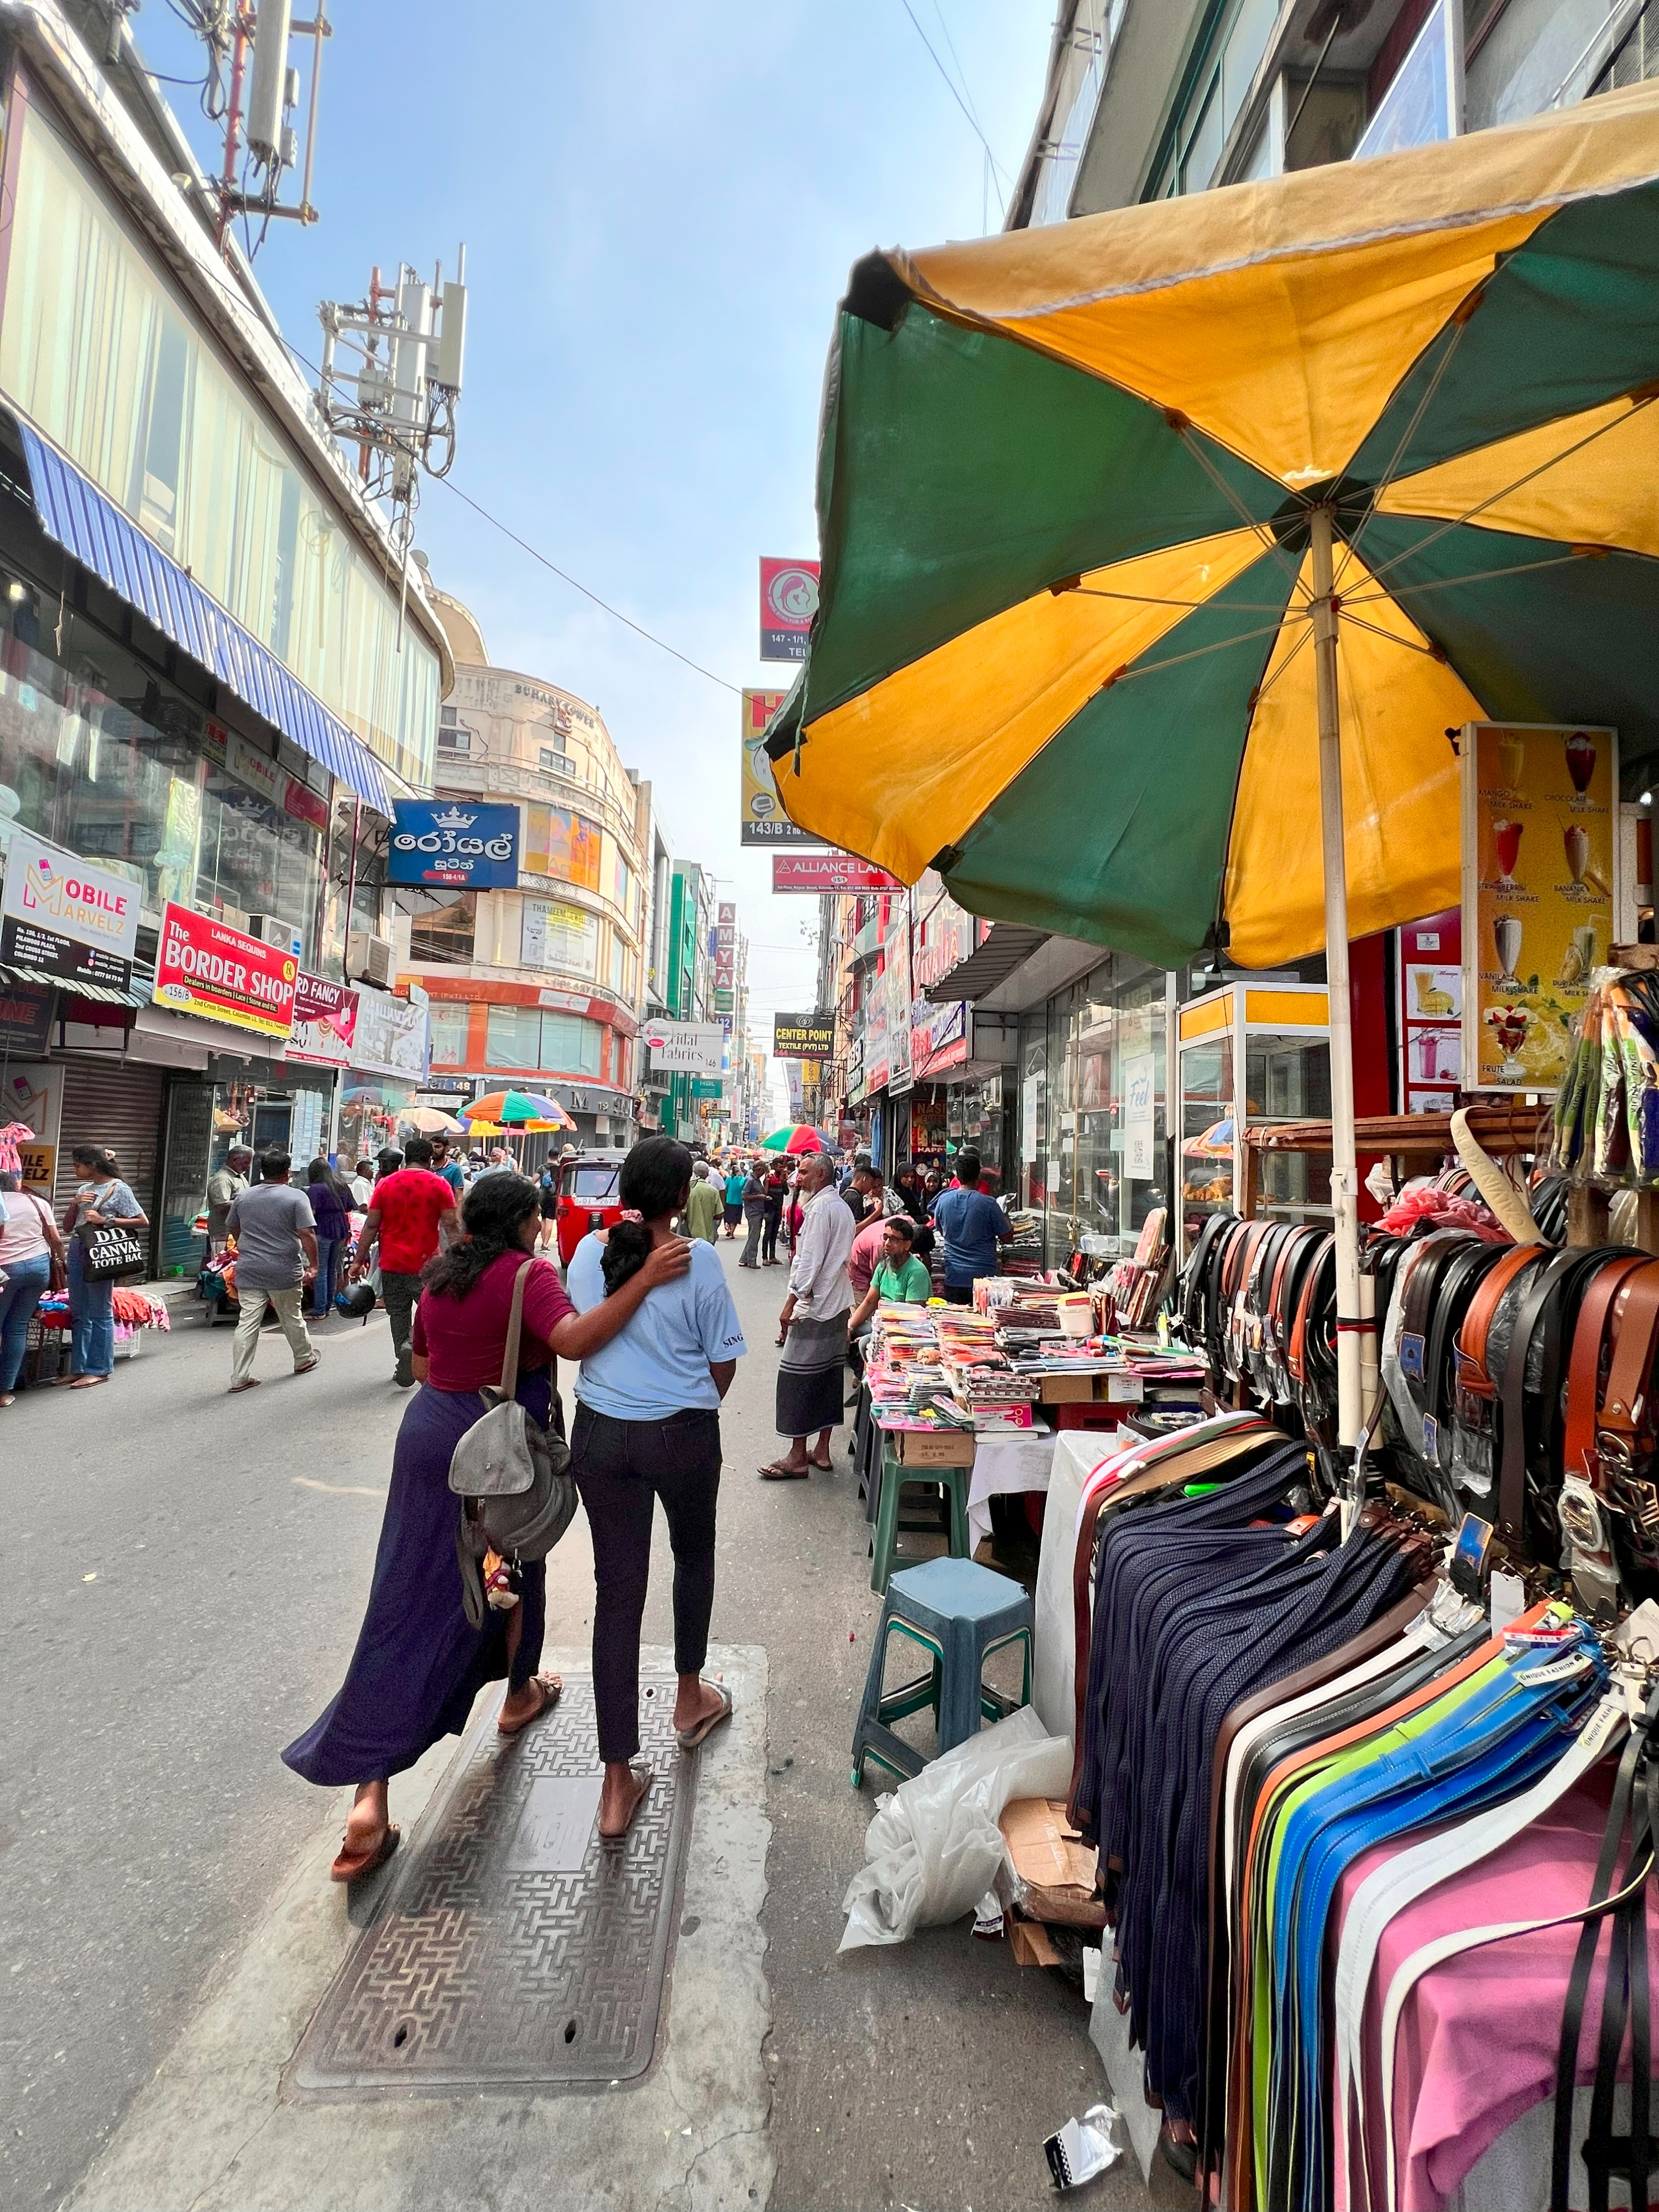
top-left (461, 1090), bottom-right (576, 1131)
top-left (764, 80), bottom-right (1659, 973)
top-left (760, 1125), bottom-right (827, 1155)
top-left (401, 1107), bottom-right (466, 1136)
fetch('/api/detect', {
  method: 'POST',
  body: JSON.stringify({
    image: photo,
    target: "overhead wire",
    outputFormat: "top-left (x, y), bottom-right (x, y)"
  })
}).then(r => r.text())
top-left (898, 0), bottom-right (1012, 211)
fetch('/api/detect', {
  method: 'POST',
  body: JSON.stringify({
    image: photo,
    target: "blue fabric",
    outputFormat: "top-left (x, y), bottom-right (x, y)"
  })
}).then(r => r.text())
top-left (0, 1252), bottom-right (50, 1389)
top-left (281, 1370), bottom-right (553, 1786)
top-left (566, 1235), bottom-right (746, 1420)
top-left (306, 1181), bottom-right (352, 1240)
top-left (930, 1183), bottom-right (1010, 1285)
top-left (67, 1241), bottom-right (113, 1376)
top-left (311, 1234), bottom-right (343, 1319)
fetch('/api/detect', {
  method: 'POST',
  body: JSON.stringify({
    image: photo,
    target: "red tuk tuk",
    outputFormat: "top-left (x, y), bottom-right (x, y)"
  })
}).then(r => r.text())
top-left (554, 1149), bottom-right (628, 1267)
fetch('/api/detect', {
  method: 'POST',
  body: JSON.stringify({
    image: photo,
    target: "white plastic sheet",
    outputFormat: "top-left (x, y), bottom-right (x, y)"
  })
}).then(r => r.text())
top-left (839, 1706), bottom-right (1073, 1951)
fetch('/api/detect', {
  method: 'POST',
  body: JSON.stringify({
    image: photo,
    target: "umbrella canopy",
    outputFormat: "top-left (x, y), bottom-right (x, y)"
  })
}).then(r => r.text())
top-left (401, 1107), bottom-right (466, 1135)
top-left (462, 1089), bottom-right (576, 1130)
top-left (761, 1125), bottom-right (826, 1155)
top-left (765, 81), bottom-right (1659, 972)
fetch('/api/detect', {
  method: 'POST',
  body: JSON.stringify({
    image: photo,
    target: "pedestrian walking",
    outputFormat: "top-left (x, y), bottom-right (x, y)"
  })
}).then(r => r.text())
top-left (683, 1164), bottom-right (721, 1245)
top-left (738, 1161), bottom-right (768, 1267)
top-left (760, 1164), bottom-right (787, 1265)
top-left (0, 1168), bottom-right (64, 1406)
top-left (566, 1136), bottom-right (745, 1839)
top-left (348, 1158), bottom-right (375, 1207)
top-left (929, 1149), bottom-right (1014, 1305)
top-left (205, 1145), bottom-right (251, 1254)
top-left (283, 1168), bottom-right (693, 1882)
top-left (350, 1135), bottom-right (458, 1386)
top-left (537, 1159), bottom-right (559, 1252)
top-left (849, 1161), bottom-right (901, 1219)
top-left (375, 1146), bottom-right (404, 1183)
top-left (226, 1150), bottom-right (321, 1394)
top-left (783, 1167), bottom-right (805, 1252)
top-left (721, 1161), bottom-right (745, 1239)
top-left (760, 1148), bottom-right (853, 1480)
top-left (430, 1137), bottom-right (465, 1201)
top-left (304, 1157), bottom-right (353, 1319)
top-left (59, 1145), bottom-right (148, 1390)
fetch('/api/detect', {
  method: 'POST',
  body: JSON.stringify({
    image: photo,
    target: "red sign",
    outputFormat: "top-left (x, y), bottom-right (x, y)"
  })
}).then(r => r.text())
top-left (286, 972), bottom-right (357, 1065)
top-left (284, 778), bottom-right (331, 832)
top-left (759, 557), bottom-right (820, 662)
top-left (152, 902), bottom-right (298, 1040)
top-left (773, 854), bottom-right (904, 894)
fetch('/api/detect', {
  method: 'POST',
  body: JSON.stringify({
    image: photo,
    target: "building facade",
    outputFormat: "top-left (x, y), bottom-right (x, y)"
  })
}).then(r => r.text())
top-left (400, 590), bottom-right (647, 1151)
top-left (0, 1), bottom-right (448, 1272)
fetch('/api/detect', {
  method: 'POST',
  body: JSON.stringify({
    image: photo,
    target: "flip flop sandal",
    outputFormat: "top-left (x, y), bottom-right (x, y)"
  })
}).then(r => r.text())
top-left (676, 1683), bottom-right (733, 1752)
top-left (758, 1460), bottom-right (810, 1480)
top-left (293, 1356), bottom-right (321, 1376)
top-left (599, 1765), bottom-right (654, 1843)
top-left (330, 1822), bottom-right (400, 1884)
top-left (228, 1378), bottom-right (262, 1394)
top-left (497, 1673), bottom-right (562, 1737)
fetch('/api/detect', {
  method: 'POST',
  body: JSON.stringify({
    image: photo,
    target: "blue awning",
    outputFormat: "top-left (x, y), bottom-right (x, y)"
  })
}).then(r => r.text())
top-left (15, 421), bottom-right (395, 817)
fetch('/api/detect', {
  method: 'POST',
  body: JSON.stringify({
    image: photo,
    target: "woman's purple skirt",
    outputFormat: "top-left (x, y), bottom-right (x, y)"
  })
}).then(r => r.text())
top-left (282, 1372), bottom-right (555, 1787)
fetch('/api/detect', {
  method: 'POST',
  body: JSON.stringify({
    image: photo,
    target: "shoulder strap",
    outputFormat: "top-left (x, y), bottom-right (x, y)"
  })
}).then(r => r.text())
top-left (499, 1258), bottom-right (532, 1397)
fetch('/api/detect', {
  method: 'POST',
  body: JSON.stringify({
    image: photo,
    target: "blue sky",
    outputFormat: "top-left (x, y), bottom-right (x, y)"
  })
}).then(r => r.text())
top-left (135, 1), bottom-right (1051, 1099)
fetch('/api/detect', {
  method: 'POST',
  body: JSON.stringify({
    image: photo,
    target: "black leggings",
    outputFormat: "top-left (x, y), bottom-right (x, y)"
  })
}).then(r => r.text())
top-left (760, 1209), bottom-right (782, 1262)
top-left (570, 1404), bottom-right (722, 1762)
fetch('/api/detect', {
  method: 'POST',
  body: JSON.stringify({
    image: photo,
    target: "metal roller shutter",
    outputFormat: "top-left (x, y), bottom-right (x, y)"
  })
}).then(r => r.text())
top-left (54, 1063), bottom-right (166, 1254)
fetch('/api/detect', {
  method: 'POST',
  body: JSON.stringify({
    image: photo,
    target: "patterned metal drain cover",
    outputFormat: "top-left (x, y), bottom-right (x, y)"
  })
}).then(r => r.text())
top-left (290, 1672), bottom-right (695, 2094)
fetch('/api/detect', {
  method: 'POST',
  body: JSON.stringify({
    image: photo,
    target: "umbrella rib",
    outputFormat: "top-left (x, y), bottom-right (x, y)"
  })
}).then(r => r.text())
top-left (1333, 609), bottom-right (1449, 658)
top-left (1335, 312), bottom-right (1473, 589)
top-left (1109, 607), bottom-right (1311, 686)
top-left (1250, 622), bottom-right (1313, 707)
top-left (1343, 549), bottom-right (1592, 604)
top-left (1073, 586), bottom-right (1293, 612)
top-left (1171, 426), bottom-right (1311, 599)
top-left (1358, 389), bottom-right (1659, 591)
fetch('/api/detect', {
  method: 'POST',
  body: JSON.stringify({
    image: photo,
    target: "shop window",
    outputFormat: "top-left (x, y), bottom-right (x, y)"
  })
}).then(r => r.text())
top-left (427, 1001), bottom-right (468, 1067)
top-left (1181, 1032), bottom-right (1236, 1237)
top-left (486, 1004), bottom-right (543, 1068)
top-left (541, 1009), bottom-right (602, 1077)
top-left (483, 1004), bottom-right (602, 1077)
top-left (398, 888), bottom-right (476, 964)
top-left (608, 930), bottom-right (627, 997)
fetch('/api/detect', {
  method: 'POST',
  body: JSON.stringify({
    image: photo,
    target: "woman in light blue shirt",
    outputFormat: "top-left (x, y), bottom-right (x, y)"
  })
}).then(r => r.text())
top-left (566, 1137), bottom-right (747, 1840)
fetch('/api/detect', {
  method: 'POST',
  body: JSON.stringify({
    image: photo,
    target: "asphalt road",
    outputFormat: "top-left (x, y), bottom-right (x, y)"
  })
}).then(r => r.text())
top-left (2, 1239), bottom-right (1180, 2212)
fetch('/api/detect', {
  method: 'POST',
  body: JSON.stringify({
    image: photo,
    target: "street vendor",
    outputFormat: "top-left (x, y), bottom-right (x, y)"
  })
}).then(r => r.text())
top-left (206, 1146), bottom-right (252, 1254)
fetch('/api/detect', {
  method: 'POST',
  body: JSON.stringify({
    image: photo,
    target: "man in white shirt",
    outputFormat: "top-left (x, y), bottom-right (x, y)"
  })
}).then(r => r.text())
top-left (761, 1149), bottom-right (854, 1480)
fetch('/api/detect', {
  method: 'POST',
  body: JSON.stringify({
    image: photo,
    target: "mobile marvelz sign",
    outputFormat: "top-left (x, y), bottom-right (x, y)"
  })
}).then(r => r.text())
top-left (153, 902), bottom-right (298, 1040)
top-left (387, 801), bottom-right (520, 888)
top-left (1, 830), bottom-right (138, 988)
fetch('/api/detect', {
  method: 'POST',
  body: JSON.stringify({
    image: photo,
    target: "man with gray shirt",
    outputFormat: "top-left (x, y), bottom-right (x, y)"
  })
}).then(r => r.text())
top-left (226, 1150), bottom-right (321, 1394)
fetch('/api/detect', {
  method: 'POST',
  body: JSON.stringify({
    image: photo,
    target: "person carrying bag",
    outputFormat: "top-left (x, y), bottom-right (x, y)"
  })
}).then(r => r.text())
top-left (59, 1145), bottom-right (148, 1387)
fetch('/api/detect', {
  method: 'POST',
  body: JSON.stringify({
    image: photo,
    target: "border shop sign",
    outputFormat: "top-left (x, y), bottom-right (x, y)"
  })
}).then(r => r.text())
top-left (1, 830), bottom-right (138, 988)
top-left (388, 801), bottom-right (520, 888)
top-left (774, 1012), bottom-right (835, 1060)
top-left (153, 902), bottom-right (297, 1039)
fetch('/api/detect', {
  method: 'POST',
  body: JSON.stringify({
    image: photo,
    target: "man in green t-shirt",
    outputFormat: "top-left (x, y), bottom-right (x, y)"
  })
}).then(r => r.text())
top-left (847, 1213), bottom-right (932, 1343)
top-left (684, 1165), bottom-right (722, 1244)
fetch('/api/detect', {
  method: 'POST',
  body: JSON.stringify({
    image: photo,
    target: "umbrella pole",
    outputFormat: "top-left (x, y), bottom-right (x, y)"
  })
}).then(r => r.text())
top-left (1310, 503), bottom-right (1366, 1472)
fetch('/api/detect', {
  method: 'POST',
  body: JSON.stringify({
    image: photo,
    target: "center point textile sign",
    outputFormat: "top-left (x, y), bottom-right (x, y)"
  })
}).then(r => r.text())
top-left (387, 801), bottom-right (519, 888)
top-left (643, 1021), bottom-right (726, 1076)
top-left (1, 829), bottom-right (138, 988)
top-left (153, 901), bottom-right (298, 1039)
top-left (774, 1012), bottom-right (835, 1060)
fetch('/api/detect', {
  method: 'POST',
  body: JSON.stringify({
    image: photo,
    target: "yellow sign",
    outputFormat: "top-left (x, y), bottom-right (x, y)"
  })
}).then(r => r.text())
top-left (1463, 721), bottom-right (1616, 1092)
top-left (742, 689), bottom-right (812, 845)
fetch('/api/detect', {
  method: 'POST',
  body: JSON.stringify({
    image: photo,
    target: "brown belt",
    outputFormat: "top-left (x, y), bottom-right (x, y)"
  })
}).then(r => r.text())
top-left (1455, 1244), bottom-right (1547, 1400)
top-left (1563, 1255), bottom-right (1653, 1484)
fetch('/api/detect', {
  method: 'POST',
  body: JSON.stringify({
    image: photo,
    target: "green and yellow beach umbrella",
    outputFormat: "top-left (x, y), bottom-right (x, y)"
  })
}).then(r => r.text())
top-left (765, 80), bottom-right (1659, 974)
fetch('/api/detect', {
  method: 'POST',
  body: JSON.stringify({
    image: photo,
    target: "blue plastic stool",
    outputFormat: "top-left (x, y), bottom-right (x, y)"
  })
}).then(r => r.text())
top-left (851, 1556), bottom-right (1034, 1788)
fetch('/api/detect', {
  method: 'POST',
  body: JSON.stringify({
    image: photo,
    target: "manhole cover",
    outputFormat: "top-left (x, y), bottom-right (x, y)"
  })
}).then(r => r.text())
top-left (290, 1672), bottom-right (695, 2093)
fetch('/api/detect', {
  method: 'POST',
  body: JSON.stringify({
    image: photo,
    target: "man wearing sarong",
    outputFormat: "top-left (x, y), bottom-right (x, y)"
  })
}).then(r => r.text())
top-left (760, 1148), bottom-right (852, 1480)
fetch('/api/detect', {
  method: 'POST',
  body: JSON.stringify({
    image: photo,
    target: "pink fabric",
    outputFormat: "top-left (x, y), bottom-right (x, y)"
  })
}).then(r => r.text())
top-left (1330, 1767), bottom-right (1659, 2212)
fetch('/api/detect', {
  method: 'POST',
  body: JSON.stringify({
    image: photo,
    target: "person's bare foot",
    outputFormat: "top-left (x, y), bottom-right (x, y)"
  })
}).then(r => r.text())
top-left (673, 1676), bottom-right (727, 1738)
top-left (598, 1760), bottom-right (652, 1839)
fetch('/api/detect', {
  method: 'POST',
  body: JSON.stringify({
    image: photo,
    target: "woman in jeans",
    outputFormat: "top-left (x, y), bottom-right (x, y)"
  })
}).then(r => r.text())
top-left (59, 1145), bottom-right (147, 1388)
top-left (305, 1157), bottom-right (353, 1318)
top-left (0, 1169), bottom-right (65, 1405)
top-left (567, 1136), bottom-right (747, 1839)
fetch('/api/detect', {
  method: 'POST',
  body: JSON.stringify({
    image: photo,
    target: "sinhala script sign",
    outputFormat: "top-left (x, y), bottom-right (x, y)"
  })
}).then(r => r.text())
top-left (387, 801), bottom-right (520, 888)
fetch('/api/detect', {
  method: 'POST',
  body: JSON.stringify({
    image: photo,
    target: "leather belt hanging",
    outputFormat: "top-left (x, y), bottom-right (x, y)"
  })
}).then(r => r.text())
top-left (1563, 1256), bottom-right (1658, 1488)
top-left (1456, 1245), bottom-right (1550, 1402)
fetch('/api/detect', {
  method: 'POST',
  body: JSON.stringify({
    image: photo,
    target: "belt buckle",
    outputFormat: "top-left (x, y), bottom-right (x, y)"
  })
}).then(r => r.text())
top-left (1612, 1470), bottom-right (1659, 1535)
top-left (1592, 1429), bottom-right (1635, 1489)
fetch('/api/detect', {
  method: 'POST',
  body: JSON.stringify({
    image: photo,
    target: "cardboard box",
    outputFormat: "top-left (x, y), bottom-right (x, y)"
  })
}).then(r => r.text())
top-left (999, 1797), bottom-right (1106, 1929)
top-left (1038, 1373), bottom-right (1098, 1405)
top-left (894, 1426), bottom-right (975, 1468)
top-left (1008, 1914), bottom-right (1061, 1968)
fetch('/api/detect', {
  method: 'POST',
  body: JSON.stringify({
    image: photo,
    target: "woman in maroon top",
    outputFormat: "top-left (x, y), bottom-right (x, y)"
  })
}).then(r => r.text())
top-left (283, 1172), bottom-right (690, 1882)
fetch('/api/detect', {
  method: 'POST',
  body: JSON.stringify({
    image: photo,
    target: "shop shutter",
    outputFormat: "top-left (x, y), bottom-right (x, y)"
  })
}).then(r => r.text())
top-left (55, 1061), bottom-right (167, 1235)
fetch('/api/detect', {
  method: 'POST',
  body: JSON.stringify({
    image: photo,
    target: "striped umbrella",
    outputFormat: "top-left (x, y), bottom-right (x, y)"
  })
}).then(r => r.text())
top-left (766, 82), bottom-right (1659, 1453)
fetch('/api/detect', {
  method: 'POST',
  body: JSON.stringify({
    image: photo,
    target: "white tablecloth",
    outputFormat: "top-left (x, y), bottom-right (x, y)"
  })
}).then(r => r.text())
top-left (1032, 1430), bottom-right (1128, 1746)
top-left (966, 1428), bottom-right (1061, 1551)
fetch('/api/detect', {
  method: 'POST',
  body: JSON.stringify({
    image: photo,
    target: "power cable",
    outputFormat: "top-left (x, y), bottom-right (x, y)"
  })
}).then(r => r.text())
top-left (898, 0), bottom-right (1012, 202)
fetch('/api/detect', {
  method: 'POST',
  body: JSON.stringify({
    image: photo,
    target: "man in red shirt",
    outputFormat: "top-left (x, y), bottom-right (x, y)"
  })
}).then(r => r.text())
top-left (349, 1135), bottom-right (458, 1386)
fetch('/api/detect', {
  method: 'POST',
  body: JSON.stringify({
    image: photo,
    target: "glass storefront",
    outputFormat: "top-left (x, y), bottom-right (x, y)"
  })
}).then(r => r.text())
top-left (1178, 983), bottom-right (1332, 1249)
top-left (157, 1066), bottom-right (336, 1275)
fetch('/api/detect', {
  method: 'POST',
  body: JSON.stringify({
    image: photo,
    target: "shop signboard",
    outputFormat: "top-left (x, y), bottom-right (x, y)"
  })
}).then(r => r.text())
top-left (1462, 722), bottom-right (1616, 1094)
top-left (912, 995), bottom-right (968, 1078)
top-left (1123, 1052), bottom-right (1156, 1180)
top-left (521, 898), bottom-right (598, 980)
top-left (865, 967), bottom-right (891, 1094)
top-left (771, 854), bottom-right (904, 894)
top-left (1, 830), bottom-right (138, 989)
top-left (759, 557), bottom-right (819, 661)
top-left (388, 801), bottom-right (519, 888)
top-left (886, 923), bottom-right (912, 1098)
top-left (153, 901), bottom-right (297, 1040)
top-left (741, 687), bottom-right (813, 844)
top-left (1399, 908), bottom-right (1463, 1113)
top-left (0, 978), bottom-right (53, 1053)
top-left (643, 1020), bottom-right (725, 1075)
top-left (284, 778), bottom-right (331, 832)
top-left (2, 1060), bottom-right (60, 1196)
top-left (525, 804), bottom-right (603, 890)
top-left (690, 1077), bottom-right (723, 1099)
top-left (774, 1012), bottom-right (835, 1060)
top-left (286, 973), bottom-right (358, 1067)
top-left (224, 729), bottom-right (286, 810)
top-left (350, 988), bottom-right (430, 1082)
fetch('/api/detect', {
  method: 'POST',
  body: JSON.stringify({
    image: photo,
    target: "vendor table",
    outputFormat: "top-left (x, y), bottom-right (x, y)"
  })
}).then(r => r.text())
top-left (1032, 1430), bottom-right (1128, 1747)
top-left (966, 1428), bottom-right (1060, 1551)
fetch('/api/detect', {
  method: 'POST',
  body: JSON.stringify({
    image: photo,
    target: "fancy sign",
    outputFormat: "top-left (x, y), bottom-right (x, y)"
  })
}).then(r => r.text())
top-left (642, 1021), bottom-right (725, 1076)
top-left (387, 801), bottom-right (520, 888)
top-left (286, 973), bottom-right (358, 1067)
top-left (153, 902), bottom-right (298, 1040)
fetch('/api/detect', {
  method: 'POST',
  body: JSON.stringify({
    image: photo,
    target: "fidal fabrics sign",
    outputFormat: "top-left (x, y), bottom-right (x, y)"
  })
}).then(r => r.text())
top-left (1, 830), bottom-right (138, 988)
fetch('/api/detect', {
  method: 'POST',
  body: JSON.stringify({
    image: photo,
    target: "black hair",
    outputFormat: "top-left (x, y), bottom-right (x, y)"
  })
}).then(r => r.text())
top-left (601, 1136), bottom-right (692, 1295)
top-left (72, 1144), bottom-right (117, 1176)
top-left (262, 1149), bottom-right (291, 1179)
top-left (956, 1151), bottom-right (981, 1185)
top-left (912, 1223), bottom-right (935, 1260)
top-left (403, 1136), bottom-right (435, 1168)
top-left (422, 1170), bottom-right (539, 1299)
top-left (884, 1213), bottom-right (916, 1243)
top-left (306, 1158), bottom-right (329, 1184)
top-left (0, 1169), bottom-right (17, 1192)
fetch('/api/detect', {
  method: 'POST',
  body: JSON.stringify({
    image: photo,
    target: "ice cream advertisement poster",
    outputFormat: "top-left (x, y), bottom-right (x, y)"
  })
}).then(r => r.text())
top-left (1460, 722), bottom-right (1617, 1092)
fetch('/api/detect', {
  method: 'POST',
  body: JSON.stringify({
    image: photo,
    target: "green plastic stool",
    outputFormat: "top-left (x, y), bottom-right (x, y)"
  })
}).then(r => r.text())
top-left (869, 1439), bottom-right (973, 1594)
top-left (852, 1556), bottom-right (1034, 1787)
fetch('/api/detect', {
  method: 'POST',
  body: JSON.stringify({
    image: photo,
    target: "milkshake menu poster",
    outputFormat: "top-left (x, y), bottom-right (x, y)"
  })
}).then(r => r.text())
top-left (1461, 722), bottom-right (1616, 1092)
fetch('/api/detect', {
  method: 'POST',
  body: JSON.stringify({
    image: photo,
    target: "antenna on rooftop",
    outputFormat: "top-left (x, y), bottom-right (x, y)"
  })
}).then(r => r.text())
top-left (169, 0), bottom-right (331, 252)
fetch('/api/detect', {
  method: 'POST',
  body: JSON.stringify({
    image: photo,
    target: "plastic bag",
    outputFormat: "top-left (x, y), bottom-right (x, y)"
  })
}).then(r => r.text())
top-left (839, 1706), bottom-right (1073, 1951)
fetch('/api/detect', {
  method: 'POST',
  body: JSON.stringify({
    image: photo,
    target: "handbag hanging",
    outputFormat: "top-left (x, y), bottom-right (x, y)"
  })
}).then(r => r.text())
top-left (76, 1218), bottom-right (148, 1281)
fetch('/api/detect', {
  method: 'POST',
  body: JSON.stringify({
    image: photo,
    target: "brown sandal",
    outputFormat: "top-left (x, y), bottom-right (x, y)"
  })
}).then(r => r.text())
top-left (497, 1672), bottom-right (562, 1736)
top-left (330, 1822), bottom-right (400, 1884)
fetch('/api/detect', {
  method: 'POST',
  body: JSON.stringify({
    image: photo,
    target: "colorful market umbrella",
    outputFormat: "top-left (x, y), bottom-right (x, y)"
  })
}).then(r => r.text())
top-left (761, 1124), bottom-right (826, 1155)
top-left (401, 1107), bottom-right (466, 1135)
top-left (461, 1089), bottom-right (576, 1131)
top-left (766, 82), bottom-right (1659, 1454)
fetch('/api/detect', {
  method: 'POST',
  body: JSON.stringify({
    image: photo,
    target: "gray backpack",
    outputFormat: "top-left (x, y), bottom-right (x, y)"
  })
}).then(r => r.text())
top-left (450, 1258), bottom-right (577, 1628)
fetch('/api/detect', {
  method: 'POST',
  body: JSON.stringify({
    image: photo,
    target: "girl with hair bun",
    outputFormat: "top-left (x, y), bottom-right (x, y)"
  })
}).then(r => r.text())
top-left (566, 1135), bottom-right (748, 1840)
